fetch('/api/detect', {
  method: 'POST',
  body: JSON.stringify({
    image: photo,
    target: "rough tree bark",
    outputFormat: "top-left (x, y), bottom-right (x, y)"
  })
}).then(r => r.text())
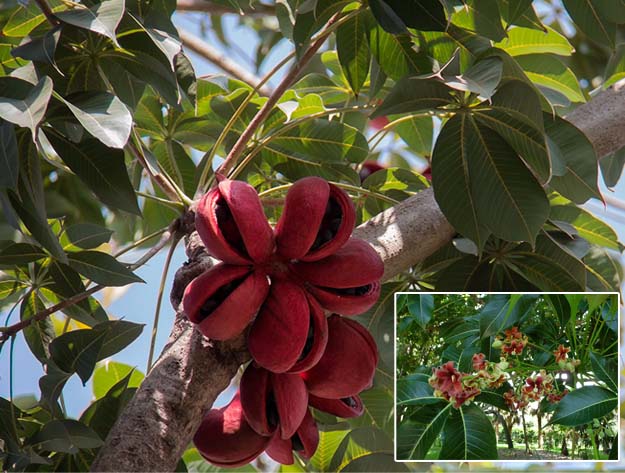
top-left (92, 82), bottom-right (625, 471)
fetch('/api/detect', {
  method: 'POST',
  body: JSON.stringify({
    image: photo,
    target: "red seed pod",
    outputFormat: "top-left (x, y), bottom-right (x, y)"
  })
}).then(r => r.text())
top-left (275, 177), bottom-right (355, 262)
top-left (302, 315), bottom-right (378, 399)
top-left (240, 364), bottom-right (308, 440)
top-left (292, 238), bottom-right (383, 315)
top-left (247, 281), bottom-right (328, 374)
top-left (308, 394), bottom-right (364, 418)
top-left (193, 394), bottom-right (271, 468)
top-left (182, 263), bottom-right (269, 341)
top-left (266, 408), bottom-right (319, 465)
top-left (195, 178), bottom-right (275, 265)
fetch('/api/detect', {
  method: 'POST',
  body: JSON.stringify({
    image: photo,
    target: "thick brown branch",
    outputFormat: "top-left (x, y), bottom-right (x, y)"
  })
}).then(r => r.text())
top-left (566, 79), bottom-right (625, 158)
top-left (179, 30), bottom-right (272, 96)
top-left (91, 74), bottom-right (625, 473)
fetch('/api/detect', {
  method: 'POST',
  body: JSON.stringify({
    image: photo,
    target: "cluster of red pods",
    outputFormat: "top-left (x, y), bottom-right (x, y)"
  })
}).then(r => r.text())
top-left (183, 176), bottom-right (384, 467)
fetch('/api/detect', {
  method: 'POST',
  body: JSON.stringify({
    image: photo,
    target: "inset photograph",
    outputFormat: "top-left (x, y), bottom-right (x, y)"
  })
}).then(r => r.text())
top-left (395, 293), bottom-right (619, 462)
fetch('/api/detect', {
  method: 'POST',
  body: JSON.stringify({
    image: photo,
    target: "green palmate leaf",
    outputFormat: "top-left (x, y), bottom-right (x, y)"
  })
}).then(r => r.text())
top-left (549, 386), bottom-right (617, 426)
top-left (81, 371), bottom-right (138, 440)
top-left (58, 92), bottom-right (132, 149)
top-left (431, 115), bottom-right (488, 251)
top-left (562, 0), bottom-right (616, 49)
top-left (0, 243), bottom-right (46, 265)
top-left (479, 294), bottom-right (536, 338)
top-left (336, 11), bottom-right (370, 95)
top-left (494, 25), bottom-right (573, 56)
top-left (0, 120), bottom-right (18, 190)
top-left (56, 0), bottom-right (125, 47)
top-left (371, 77), bottom-right (453, 118)
top-left (396, 373), bottom-right (440, 405)
top-left (292, 0), bottom-right (350, 53)
top-left (21, 291), bottom-right (54, 363)
top-left (406, 294), bottom-right (434, 328)
top-left (600, 148), bottom-right (625, 188)
top-left (506, 233), bottom-right (587, 291)
top-left (45, 260), bottom-right (107, 326)
top-left (439, 403), bottom-right (498, 460)
top-left (49, 320), bottom-right (144, 384)
top-left (546, 293), bottom-right (571, 327)
top-left (309, 425), bottom-right (351, 472)
top-left (368, 0), bottom-right (408, 35)
top-left (45, 132), bottom-right (141, 215)
top-left (328, 427), bottom-right (398, 472)
top-left (349, 386), bottom-right (394, 437)
top-left (67, 250), bottom-right (144, 286)
top-left (92, 362), bottom-right (145, 399)
top-left (550, 203), bottom-right (620, 250)
top-left (515, 54), bottom-right (585, 104)
top-left (475, 384), bottom-right (512, 410)
top-left (500, 0), bottom-right (545, 30)
top-left (393, 115), bottom-right (433, 156)
top-left (65, 223), bottom-right (113, 249)
top-left (152, 140), bottom-right (197, 196)
top-left (451, 0), bottom-right (506, 42)
top-left (8, 191), bottom-right (67, 264)
top-left (293, 74), bottom-right (351, 105)
top-left (584, 247), bottom-right (623, 292)
top-left (368, 23), bottom-right (430, 80)
top-left (115, 32), bottom-right (181, 107)
top-left (384, 0), bottom-right (447, 31)
top-left (0, 76), bottom-right (53, 137)
top-left (397, 403), bottom-right (451, 460)
top-left (590, 352), bottom-right (618, 392)
top-left (29, 419), bottom-right (103, 454)
top-left (2, 0), bottom-right (65, 37)
top-left (264, 119), bottom-right (369, 163)
top-left (445, 57), bottom-right (503, 98)
top-left (432, 113), bottom-right (549, 249)
top-left (544, 115), bottom-right (601, 204)
top-left (10, 26), bottom-right (62, 68)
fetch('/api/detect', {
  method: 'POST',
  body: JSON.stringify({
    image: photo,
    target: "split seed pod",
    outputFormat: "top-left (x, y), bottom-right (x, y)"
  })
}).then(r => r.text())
top-left (308, 394), bottom-right (364, 418)
top-left (266, 408), bottom-right (319, 465)
top-left (196, 177), bottom-right (275, 265)
top-left (293, 238), bottom-right (383, 315)
top-left (275, 177), bottom-right (355, 262)
top-left (182, 263), bottom-right (269, 341)
top-left (240, 364), bottom-right (308, 440)
top-left (193, 394), bottom-right (271, 468)
top-left (248, 282), bottom-right (328, 373)
top-left (302, 315), bottom-right (378, 399)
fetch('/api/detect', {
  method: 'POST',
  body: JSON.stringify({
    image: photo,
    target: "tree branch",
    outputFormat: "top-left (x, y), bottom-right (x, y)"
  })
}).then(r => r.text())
top-left (179, 29), bottom-right (272, 96)
top-left (176, 0), bottom-right (275, 15)
top-left (214, 12), bottom-right (344, 177)
top-left (91, 82), bottom-right (625, 471)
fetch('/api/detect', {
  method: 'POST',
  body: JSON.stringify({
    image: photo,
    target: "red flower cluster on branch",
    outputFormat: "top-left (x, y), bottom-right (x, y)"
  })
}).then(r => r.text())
top-left (494, 326), bottom-right (529, 356)
top-left (429, 361), bottom-right (480, 409)
top-left (184, 177), bottom-right (384, 466)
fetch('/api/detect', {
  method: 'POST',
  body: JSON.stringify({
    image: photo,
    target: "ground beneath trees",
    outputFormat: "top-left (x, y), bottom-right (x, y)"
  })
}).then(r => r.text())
top-left (497, 448), bottom-right (571, 460)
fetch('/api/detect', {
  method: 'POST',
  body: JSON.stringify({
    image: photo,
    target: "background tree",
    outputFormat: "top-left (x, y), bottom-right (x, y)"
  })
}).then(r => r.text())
top-left (0, 0), bottom-right (624, 471)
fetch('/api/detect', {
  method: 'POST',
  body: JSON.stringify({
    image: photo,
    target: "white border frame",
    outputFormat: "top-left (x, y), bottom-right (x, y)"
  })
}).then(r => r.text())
top-left (393, 291), bottom-right (621, 464)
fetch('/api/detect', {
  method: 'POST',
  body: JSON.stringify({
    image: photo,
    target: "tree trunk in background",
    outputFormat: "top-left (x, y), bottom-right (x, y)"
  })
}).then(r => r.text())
top-left (521, 412), bottom-right (531, 455)
top-left (537, 412), bottom-right (543, 449)
top-left (561, 436), bottom-right (569, 456)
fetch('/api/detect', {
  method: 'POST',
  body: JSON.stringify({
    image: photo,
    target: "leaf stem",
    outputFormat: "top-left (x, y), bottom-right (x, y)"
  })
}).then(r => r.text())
top-left (146, 233), bottom-right (181, 372)
top-left (214, 10), bottom-right (356, 181)
top-left (229, 104), bottom-right (372, 179)
top-left (0, 231), bottom-right (173, 342)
